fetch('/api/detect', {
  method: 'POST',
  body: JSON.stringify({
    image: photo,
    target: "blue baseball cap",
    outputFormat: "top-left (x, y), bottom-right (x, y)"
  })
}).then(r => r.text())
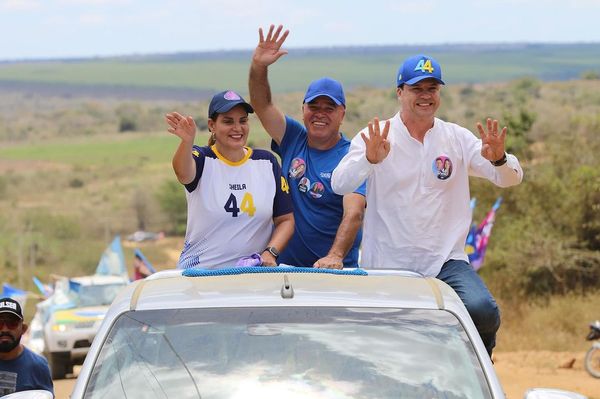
top-left (303, 77), bottom-right (345, 107)
top-left (396, 54), bottom-right (445, 87)
top-left (208, 90), bottom-right (254, 118)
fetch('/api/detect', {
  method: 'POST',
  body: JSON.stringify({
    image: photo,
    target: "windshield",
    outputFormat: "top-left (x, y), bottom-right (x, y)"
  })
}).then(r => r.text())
top-left (75, 283), bottom-right (126, 307)
top-left (84, 307), bottom-right (491, 399)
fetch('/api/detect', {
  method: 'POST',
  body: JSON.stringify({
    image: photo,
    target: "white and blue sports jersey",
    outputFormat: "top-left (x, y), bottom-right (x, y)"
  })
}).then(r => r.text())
top-left (177, 145), bottom-right (293, 270)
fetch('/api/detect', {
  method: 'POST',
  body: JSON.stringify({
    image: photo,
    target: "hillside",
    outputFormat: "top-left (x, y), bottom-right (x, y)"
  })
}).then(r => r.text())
top-left (0, 43), bottom-right (599, 100)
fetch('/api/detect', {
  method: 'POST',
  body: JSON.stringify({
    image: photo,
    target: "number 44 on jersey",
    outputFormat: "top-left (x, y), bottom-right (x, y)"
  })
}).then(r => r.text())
top-left (224, 192), bottom-right (256, 217)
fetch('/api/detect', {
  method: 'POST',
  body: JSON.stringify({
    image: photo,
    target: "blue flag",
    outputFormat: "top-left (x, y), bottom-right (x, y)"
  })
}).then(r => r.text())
top-left (1, 283), bottom-right (27, 299)
top-left (95, 235), bottom-right (127, 277)
top-left (32, 276), bottom-right (52, 298)
top-left (1, 283), bottom-right (28, 309)
top-left (134, 248), bottom-right (156, 274)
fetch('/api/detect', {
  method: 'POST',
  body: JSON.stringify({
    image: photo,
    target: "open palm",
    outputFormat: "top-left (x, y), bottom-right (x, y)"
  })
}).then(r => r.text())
top-left (476, 118), bottom-right (506, 161)
top-left (166, 112), bottom-right (196, 143)
top-left (253, 24), bottom-right (289, 67)
top-left (361, 118), bottom-right (391, 164)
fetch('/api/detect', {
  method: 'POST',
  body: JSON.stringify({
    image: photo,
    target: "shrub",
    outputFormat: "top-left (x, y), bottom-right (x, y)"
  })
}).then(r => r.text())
top-left (69, 178), bottom-right (84, 188)
top-left (156, 180), bottom-right (187, 235)
top-left (119, 116), bottom-right (138, 132)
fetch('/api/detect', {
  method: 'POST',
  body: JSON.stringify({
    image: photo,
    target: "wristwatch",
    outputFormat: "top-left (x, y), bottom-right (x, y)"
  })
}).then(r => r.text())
top-left (263, 246), bottom-right (280, 259)
top-left (490, 153), bottom-right (507, 167)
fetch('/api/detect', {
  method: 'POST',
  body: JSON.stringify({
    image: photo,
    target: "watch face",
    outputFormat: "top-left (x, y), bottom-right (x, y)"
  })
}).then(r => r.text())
top-left (267, 247), bottom-right (279, 257)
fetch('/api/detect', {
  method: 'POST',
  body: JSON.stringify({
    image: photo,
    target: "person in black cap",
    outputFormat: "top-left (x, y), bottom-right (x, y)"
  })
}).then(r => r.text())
top-left (332, 54), bottom-right (524, 356)
top-left (249, 25), bottom-right (366, 269)
top-left (165, 90), bottom-right (294, 269)
top-left (0, 297), bottom-right (54, 396)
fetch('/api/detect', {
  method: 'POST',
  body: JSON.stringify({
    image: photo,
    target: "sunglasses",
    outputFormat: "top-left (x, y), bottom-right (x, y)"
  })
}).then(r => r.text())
top-left (0, 319), bottom-right (21, 329)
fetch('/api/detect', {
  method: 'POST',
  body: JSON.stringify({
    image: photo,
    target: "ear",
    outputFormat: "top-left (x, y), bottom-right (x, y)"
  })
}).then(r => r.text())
top-left (396, 86), bottom-right (403, 99)
top-left (207, 118), bottom-right (216, 132)
top-left (21, 323), bottom-right (28, 334)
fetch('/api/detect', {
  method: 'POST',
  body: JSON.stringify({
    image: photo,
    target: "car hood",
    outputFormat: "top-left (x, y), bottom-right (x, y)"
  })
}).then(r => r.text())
top-left (51, 306), bottom-right (109, 325)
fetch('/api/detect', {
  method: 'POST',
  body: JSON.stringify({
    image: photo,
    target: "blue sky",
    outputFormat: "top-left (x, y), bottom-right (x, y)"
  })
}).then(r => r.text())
top-left (1, 0), bottom-right (599, 60)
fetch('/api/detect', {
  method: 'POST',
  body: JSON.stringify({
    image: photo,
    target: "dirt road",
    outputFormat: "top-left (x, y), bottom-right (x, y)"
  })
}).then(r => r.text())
top-left (53, 351), bottom-right (599, 398)
top-left (494, 351), bottom-right (598, 398)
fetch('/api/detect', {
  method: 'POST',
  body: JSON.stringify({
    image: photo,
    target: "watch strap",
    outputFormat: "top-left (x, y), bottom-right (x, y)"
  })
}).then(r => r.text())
top-left (490, 153), bottom-right (507, 167)
top-left (263, 246), bottom-right (279, 258)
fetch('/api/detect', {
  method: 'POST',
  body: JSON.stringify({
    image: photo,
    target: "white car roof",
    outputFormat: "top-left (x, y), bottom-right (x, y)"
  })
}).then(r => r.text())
top-left (110, 268), bottom-right (466, 315)
top-left (70, 274), bottom-right (129, 286)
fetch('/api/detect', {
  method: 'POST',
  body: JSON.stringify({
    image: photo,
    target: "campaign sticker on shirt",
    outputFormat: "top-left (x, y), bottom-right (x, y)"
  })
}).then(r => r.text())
top-left (289, 158), bottom-right (306, 179)
top-left (298, 176), bottom-right (310, 193)
top-left (432, 155), bottom-right (452, 180)
top-left (308, 182), bottom-right (324, 199)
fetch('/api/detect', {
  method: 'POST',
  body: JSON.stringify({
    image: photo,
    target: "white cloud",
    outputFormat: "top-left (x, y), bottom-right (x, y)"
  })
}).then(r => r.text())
top-left (384, 0), bottom-right (437, 13)
top-left (570, 0), bottom-right (600, 7)
top-left (78, 13), bottom-right (106, 25)
top-left (323, 21), bottom-right (353, 35)
top-left (0, 0), bottom-right (41, 11)
top-left (58, 0), bottom-right (131, 5)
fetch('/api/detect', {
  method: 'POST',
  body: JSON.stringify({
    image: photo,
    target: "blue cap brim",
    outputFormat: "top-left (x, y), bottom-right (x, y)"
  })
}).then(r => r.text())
top-left (402, 76), bottom-right (445, 86)
top-left (211, 101), bottom-right (254, 117)
top-left (303, 93), bottom-right (343, 106)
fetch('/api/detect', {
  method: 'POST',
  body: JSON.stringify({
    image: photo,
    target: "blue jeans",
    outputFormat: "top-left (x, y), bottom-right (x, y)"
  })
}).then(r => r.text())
top-left (436, 259), bottom-right (500, 356)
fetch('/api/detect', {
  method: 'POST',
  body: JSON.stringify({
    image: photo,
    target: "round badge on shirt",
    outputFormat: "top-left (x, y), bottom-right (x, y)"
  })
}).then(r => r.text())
top-left (432, 155), bottom-right (453, 180)
top-left (289, 158), bottom-right (306, 179)
top-left (298, 177), bottom-right (310, 193)
top-left (309, 182), bottom-right (324, 199)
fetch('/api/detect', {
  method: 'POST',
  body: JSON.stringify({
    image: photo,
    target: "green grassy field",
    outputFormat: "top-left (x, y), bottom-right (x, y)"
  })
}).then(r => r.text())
top-left (1, 43), bottom-right (599, 94)
top-left (0, 134), bottom-right (177, 166)
top-left (0, 127), bottom-right (274, 166)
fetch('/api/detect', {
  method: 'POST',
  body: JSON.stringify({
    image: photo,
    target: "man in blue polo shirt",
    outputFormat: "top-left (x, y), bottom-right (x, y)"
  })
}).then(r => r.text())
top-left (249, 24), bottom-right (366, 269)
top-left (0, 297), bottom-right (54, 396)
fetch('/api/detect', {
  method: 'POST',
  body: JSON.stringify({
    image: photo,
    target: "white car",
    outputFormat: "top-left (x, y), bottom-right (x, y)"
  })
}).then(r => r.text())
top-left (23, 309), bottom-right (45, 355)
top-left (43, 274), bottom-right (129, 379)
top-left (66, 268), bottom-right (586, 399)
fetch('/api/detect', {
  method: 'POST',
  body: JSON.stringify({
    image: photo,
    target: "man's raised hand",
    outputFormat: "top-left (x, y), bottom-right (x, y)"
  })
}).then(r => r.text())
top-left (252, 24), bottom-right (290, 67)
top-left (476, 117), bottom-right (506, 162)
top-left (361, 117), bottom-right (391, 164)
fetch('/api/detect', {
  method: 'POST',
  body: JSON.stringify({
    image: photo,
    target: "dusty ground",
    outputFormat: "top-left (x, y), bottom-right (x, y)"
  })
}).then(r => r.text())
top-left (53, 351), bottom-right (599, 398)
top-left (494, 351), bottom-right (598, 398)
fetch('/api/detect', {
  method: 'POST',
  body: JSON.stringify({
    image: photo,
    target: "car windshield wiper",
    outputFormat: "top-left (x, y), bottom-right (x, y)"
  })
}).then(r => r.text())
top-left (160, 332), bottom-right (202, 399)
top-left (125, 320), bottom-right (202, 399)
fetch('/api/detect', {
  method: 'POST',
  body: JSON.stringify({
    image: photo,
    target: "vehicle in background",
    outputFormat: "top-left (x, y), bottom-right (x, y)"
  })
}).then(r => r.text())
top-left (125, 230), bottom-right (164, 242)
top-left (71, 268), bottom-right (587, 398)
top-left (43, 274), bottom-right (128, 379)
top-left (584, 320), bottom-right (600, 378)
top-left (23, 309), bottom-right (45, 355)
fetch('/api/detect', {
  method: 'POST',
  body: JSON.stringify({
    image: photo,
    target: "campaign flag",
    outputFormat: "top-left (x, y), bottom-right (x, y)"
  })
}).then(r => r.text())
top-left (95, 235), bottom-right (127, 277)
top-left (68, 279), bottom-right (82, 293)
top-left (1, 283), bottom-right (27, 299)
top-left (465, 198), bottom-right (478, 258)
top-left (132, 248), bottom-right (156, 281)
top-left (32, 276), bottom-right (52, 298)
top-left (468, 197), bottom-right (503, 271)
top-left (1, 283), bottom-right (28, 308)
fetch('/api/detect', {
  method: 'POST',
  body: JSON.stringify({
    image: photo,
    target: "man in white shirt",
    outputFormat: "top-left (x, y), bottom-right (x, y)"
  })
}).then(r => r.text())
top-left (331, 54), bottom-right (523, 356)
